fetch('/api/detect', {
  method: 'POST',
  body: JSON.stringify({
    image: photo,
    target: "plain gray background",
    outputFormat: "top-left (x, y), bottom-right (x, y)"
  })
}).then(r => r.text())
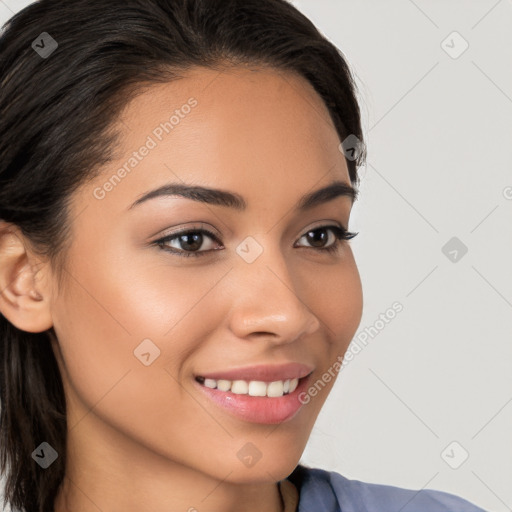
top-left (1, 1), bottom-right (511, 511)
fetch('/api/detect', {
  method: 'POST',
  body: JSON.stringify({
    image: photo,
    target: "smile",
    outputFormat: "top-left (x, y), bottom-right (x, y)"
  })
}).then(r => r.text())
top-left (195, 376), bottom-right (299, 397)
top-left (194, 371), bottom-right (313, 424)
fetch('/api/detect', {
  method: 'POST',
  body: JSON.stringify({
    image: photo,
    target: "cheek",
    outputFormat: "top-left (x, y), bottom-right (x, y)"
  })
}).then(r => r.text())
top-left (300, 249), bottom-right (363, 405)
top-left (50, 241), bottom-right (231, 413)
top-left (306, 248), bottom-right (363, 349)
top-left (50, 250), bottom-right (233, 464)
top-left (56, 239), bottom-right (230, 360)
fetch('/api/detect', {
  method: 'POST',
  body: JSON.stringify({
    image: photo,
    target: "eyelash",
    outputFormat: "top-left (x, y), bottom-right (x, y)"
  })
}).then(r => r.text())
top-left (153, 225), bottom-right (358, 258)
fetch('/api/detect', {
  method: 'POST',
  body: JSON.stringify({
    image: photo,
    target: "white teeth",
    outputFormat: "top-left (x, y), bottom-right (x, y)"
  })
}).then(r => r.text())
top-left (231, 380), bottom-right (249, 394)
top-left (216, 379), bottom-right (231, 392)
top-left (248, 381), bottom-right (267, 396)
top-left (204, 378), bottom-right (217, 389)
top-left (198, 377), bottom-right (302, 397)
top-left (267, 380), bottom-right (284, 397)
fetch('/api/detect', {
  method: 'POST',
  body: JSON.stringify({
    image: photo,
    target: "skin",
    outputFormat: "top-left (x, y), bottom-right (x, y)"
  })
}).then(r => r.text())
top-left (0, 65), bottom-right (363, 512)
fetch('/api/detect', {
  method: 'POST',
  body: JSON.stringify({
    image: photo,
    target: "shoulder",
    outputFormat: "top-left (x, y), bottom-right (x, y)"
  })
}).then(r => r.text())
top-left (287, 465), bottom-right (487, 512)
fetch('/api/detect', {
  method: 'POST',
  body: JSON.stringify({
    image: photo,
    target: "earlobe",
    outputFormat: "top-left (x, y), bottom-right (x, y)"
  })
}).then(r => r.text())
top-left (0, 222), bottom-right (54, 333)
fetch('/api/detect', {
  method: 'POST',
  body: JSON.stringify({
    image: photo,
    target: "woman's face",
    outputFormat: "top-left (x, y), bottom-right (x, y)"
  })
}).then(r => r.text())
top-left (48, 65), bottom-right (363, 484)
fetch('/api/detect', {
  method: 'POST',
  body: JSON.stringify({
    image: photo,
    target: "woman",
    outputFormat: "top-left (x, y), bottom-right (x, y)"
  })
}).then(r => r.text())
top-left (0, 0), bottom-right (487, 511)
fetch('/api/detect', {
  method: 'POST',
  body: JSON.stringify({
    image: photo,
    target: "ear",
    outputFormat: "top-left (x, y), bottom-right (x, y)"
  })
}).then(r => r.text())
top-left (0, 221), bottom-right (54, 333)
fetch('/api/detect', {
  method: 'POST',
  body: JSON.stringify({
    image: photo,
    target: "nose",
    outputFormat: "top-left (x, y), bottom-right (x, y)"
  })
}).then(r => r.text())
top-left (227, 241), bottom-right (321, 345)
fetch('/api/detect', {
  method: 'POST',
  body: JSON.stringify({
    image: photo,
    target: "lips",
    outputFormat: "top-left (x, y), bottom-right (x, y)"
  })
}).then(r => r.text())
top-left (194, 362), bottom-right (314, 382)
top-left (193, 362), bottom-right (315, 424)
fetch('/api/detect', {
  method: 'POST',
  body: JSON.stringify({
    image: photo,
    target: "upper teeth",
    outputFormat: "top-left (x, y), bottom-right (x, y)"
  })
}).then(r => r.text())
top-left (200, 377), bottom-right (299, 397)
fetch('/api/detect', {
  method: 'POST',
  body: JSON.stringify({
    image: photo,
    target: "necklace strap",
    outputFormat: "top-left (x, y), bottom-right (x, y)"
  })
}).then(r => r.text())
top-left (278, 478), bottom-right (299, 512)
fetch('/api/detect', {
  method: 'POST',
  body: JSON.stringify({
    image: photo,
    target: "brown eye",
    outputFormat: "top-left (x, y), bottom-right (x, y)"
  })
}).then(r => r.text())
top-left (295, 225), bottom-right (357, 253)
top-left (154, 225), bottom-right (358, 258)
top-left (155, 228), bottom-right (221, 258)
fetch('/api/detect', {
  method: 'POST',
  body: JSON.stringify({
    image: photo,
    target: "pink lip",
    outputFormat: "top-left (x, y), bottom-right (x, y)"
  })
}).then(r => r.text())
top-left (194, 362), bottom-right (314, 382)
top-left (194, 375), bottom-right (312, 424)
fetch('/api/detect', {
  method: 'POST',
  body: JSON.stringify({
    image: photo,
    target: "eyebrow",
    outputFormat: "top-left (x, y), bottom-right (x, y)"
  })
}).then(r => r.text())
top-left (128, 179), bottom-right (358, 212)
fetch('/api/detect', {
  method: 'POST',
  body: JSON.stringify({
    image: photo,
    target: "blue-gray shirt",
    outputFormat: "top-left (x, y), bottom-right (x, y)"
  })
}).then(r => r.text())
top-left (287, 465), bottom-right (487, 511)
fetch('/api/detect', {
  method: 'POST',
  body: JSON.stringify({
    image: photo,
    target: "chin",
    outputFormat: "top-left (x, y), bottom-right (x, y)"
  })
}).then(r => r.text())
top-left (208, 429), bottom-right (310, 485)
top-left (223, 456), bottom-right (303, 485)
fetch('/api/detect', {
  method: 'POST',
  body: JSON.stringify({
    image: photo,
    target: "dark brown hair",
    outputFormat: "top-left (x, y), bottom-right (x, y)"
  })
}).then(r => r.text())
top-left (0, 0), bottom-right (365, 510)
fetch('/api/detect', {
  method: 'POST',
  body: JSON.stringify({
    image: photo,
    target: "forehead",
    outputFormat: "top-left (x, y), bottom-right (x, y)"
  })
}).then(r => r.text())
top-left (84, 65), bottom-right (350, 216)
top-left (120, 64), bottom-right (334, 131)
top-left (116, 64), bottom-right (343, 161)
